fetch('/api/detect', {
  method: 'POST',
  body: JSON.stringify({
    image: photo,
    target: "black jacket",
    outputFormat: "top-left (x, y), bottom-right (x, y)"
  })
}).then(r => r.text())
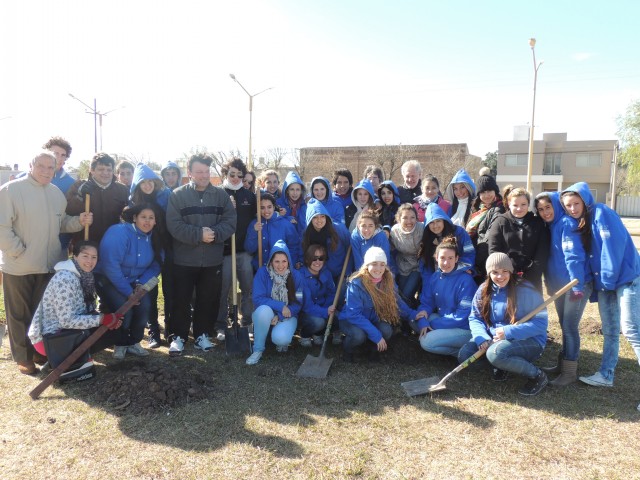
top-left (223, 186), bottom-right (256, 255)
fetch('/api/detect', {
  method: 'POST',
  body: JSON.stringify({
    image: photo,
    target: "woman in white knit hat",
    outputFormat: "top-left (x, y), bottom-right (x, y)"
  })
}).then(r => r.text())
top-left (339, 246), bottom-right (426, 362)
top-left (457, 252), bottom-right (549, 396)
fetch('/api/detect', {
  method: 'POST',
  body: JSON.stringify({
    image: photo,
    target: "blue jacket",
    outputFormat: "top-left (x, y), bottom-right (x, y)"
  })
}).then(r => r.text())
top-left (310, 176), bottom-right (345, 225)
top-left (130, 163), bottom-right (170, 211)
top-left (468, 280), bottom-right (548, 349)
top-left (562, 182), bottom-right (640, 291)
top-left (350, 226), bottom-right (393, 273)
top-left (301, 265), bottom-right (336, 319)
top-left (444, 168), bottom-right (476, 216)
top-left (340, 276), bottom-right (417, 344)
top-left (345, 178), bottom-right (377, 231)
top-left (252, 241), bottom-right (304, 321)
top-left (276, 171), bottom-right (308, 236)
top-left (305, 199), bottom-right (352, 279)
top-left (541, 192), bottom-right (592, 294)
top-left (417, 267), bottom-right (476, 331)
top-left (377, 180), bottom-right (401, 232)
top-left (52, 168), bottom-right (75, 194)
top-left (161, 161), bottom-right (182, 190)
top-left (245, 213), bottom-right (302, 270)
top-left (95, 222), bottom-right (161, 297)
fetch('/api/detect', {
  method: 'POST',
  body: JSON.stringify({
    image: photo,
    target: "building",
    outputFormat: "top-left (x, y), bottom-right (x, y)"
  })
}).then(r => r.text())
top-left (497, 130), bottom-right (618, 203)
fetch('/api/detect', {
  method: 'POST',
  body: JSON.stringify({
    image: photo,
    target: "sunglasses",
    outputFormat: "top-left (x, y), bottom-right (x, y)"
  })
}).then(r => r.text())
top-left (228, 173), bottom-right (244, 179)
top-left (312, 256), bottom-right (326, 262)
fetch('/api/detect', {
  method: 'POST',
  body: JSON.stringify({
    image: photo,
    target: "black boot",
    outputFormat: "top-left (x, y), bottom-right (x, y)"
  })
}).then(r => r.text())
top-left (519, 370), bottom-right (548, 396)
top-left (541, 351), bottom-right (563, 375)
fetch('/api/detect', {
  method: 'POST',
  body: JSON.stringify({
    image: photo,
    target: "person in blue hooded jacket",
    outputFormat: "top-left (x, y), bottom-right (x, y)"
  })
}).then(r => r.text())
top-left (345, 178), bottom-right (377, 232)
top-left (419, 203), bottom-right (475, 282)
top-left (245, 240), bottom-right (304, 365)
top-left (377, 180), bottom-right (401, 232)
top-left (534, 191), bottom-right (592, 386)
top-left (561, 182), bottom-right (640, 393)
top-left (350, 209), bottom-right (393, 273)
top-left (416, 237), bottom-right (475, 357)
top-left (310, 176), bottom-right (345, 226)
top-left (161, 161), bottom-right (182, 191)
top-left (276, 171), bottom-right (307, 236)
top-left (339, 247), bottom-right (425, 362)
top-left (458, 252), bottom-right (549, 396)
top-left (245, 192), bottom-right (302, 270)
top-left (129, 163), bottom-right (171, 211)
top-left (444, 168), bottom-right (476, 227)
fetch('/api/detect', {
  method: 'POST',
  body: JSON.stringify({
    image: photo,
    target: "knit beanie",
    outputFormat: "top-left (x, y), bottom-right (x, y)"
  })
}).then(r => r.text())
top-left (364, 246), bottom-right (387, 266)
top-left (475, 174), bottom-right (500, 195)
top-left (485, 252), bottom-right (513, 273)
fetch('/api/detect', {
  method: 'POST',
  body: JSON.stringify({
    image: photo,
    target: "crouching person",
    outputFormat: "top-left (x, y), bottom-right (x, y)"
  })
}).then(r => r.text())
top-left (458, 252), bottom-right (549, 396)
top-left (246, 240), bottom-right (304, 365)
top-left (339, 247), bottom-right (425, 362)
top-left (28, 241), bottom-right (123, 382)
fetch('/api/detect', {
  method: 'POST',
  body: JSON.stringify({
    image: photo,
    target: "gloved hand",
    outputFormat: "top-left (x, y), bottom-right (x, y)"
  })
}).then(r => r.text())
top-left (569, 290), bottom-right (584, 302)
top-left (78, 181), bottom-right (96, 198)
top-left (101, 313), bottom-right (124, 329)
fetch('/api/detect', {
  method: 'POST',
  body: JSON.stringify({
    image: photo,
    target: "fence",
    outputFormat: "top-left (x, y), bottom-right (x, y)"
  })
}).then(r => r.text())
top-left (616, 196), bottom-right (640, 217)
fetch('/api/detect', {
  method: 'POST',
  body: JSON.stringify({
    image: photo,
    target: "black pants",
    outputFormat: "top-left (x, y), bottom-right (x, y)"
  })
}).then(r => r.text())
top-left (170, 264), bottom-right (222, 341)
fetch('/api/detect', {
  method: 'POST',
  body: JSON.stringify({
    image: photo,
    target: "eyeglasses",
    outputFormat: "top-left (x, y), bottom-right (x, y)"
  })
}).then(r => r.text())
top-left (312, 256), bottom-right (326, 262)
top-left (228, 173), bottom-right (244, 179)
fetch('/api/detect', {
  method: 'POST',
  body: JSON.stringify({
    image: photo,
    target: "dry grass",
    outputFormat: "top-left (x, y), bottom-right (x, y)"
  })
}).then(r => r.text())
top-left (1, 293), bottom-right (639, 480)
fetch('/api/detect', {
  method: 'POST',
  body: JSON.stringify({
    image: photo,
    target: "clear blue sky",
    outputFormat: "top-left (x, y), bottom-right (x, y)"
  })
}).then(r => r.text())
top-left (1, 0), bottom-right (638, 170)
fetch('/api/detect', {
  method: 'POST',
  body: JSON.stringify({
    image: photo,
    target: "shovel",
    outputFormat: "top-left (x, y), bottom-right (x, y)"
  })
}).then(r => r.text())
top-left (225, 234), bottom-right (252, 356)
top-left (296, 246), bottom-right (351, 378)
top-left (401, 278), bottom-right (578, 396)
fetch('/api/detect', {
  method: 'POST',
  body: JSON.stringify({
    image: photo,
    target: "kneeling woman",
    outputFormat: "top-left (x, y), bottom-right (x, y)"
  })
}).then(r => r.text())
top-left (28, 241), bottom-right (123, 379)
top-left (458, 252), bottom-right (549, 396)
top-left (339, 247), bottom-right (425, 362)
top-left (246, 240), bottom-right (305, 365)
top-left (417, 237), bottom-right (476, 357)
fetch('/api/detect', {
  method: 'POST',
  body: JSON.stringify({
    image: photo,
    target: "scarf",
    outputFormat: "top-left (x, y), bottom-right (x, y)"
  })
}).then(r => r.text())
top-left (466, 204), bottom-right (489, 239)
top-left (71, 257), bottom-right (97, 312)
top-left (268, 265), bottom-right (290, 304)
top-left (308, 225), bottom-right (329, 247)
top-left (223, 179), bottom-right (244, 191)
top-left (414, 194), bottom-right (438, 211)
top-left (451, 197), bottom-right (469, 227)
top-left (287, 196), bottom-right (304, 217)
top-left (348, 203), bottom-right (367, 232)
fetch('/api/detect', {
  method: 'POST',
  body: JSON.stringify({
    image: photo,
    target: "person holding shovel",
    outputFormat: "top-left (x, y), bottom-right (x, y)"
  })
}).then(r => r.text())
top-left (457, 252), bottom-right (549, 396)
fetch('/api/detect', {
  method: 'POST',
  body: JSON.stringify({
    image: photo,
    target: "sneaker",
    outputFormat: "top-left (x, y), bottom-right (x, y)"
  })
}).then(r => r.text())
top-left (127, 343), bottom-right (149, 357)
top-left (246, 351), bottom-right (263, 365)
top-left (216, 330), bottom-right (226, 342)
top-left (194, 334), bottom-right (214, 352)
top-left (518, 370), bottom-right (548, 396)
top-left (332, 333), bottom-right (343, 346)
top-left (579, 371), bottom-right (613, 387)
top-left (147, 331), bottom-right (161, 349)
top-left (113, 346), bottom-right (127, 360)
top-left (492, 368), bottom-right (509, 382)
top-left (276, 345), bottom-right (288, 353)
top-left (312, 335), bottom-right (324, 346)
top-left (299, 337), bottom-right (313, 347)
top-left (169, 336), bottom-right (184, 357)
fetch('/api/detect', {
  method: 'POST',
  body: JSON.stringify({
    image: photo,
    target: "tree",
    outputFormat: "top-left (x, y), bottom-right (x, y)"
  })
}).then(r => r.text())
top-left (264, 147), bottom-right (289, 170)
top-left (75, 159), bottom-right (91, 180)
top-left (367, 143), bottom-right (418, 181)
top-left (616, 99), bottom-right (640, 194)
top-left (180, 146), bottom-right (225, 177)
top-left (484, 150), bottom-right (498, 176)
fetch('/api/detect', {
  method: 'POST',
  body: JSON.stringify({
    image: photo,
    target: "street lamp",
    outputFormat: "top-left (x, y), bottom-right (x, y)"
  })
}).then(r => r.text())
top-left (526, 38), bottom-right (543, 194)
top-left (229, 74), bottom-right (273, 171)
top-left (68, 94), bottom-right (124, 152)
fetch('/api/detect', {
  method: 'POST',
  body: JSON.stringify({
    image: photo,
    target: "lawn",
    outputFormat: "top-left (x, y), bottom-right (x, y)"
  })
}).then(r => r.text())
top-left (0, 288), bottom-right (639, 480)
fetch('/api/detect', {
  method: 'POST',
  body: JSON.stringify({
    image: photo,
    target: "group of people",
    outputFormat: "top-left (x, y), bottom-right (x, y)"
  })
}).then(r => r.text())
top-left (1, 137), bottom-right (639, 405)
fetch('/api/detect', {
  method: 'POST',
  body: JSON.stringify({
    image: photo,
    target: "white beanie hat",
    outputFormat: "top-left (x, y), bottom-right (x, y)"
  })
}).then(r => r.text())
top-left (363, 246), bottom-right (387, 266)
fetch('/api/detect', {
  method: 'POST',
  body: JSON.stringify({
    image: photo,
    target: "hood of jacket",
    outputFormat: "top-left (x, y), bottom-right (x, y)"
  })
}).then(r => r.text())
top-left (377, 180), bottom-right (400, 206)
top-left (267, 239), bottom-right (294, 267)
top-left (282, 171), bottom-right (306, 198)
top-left (130, 164), bottom-right (164, 196)
top-left (350, 178), bottom-right (377, 205)
top-left (562, 182), bottom-right (594, 212)
top-left (424, 203), bottom-right (453, 227)
top-left (54, 258), bottom-right (81, 276)
top-left (310, 176), bottom-right (333, 202)
top-left (161, 161), bottom-right (182, 188)
top-left (306, 198), bottom-right (332, 225)
top-left (445, 168), bottom-right (476, 200)
top-left (536, 191), bottom-right (565, 227)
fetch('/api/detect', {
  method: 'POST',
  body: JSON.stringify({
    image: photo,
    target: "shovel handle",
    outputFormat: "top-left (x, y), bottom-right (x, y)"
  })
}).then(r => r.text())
top-left (83, 194), bottom-right (90, 241)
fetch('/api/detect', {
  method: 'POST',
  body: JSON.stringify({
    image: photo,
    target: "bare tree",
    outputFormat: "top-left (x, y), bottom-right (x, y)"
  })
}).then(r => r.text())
top-left (427, 145), bottom-right (483, 188)
top-left (180, 146), bottom-right (225, 177)
top-left (290, 148), bottom-right (305, 179)
top-left (367, 143), bottom-right (418, 181)
top-left (264, 147), bottom-right (289, 170)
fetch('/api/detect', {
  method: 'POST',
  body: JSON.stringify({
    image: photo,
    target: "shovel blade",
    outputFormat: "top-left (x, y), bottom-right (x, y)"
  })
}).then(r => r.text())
top-left (225, 324), bottom-right (252, 356)
top-left (296, 354), bottom-right (333, 378)
top-left (400, 376), bottom-right (445, 397)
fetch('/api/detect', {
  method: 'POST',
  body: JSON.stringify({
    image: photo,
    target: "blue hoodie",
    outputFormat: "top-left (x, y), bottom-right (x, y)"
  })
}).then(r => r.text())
top-left (417, 266), bottom-right (477, 331)
top-left (562, 182), bottom-right (640, 292)
top-left (420, 203), bottom-right (475, 281)
top-left (445, 168), bottom-right (476, 219)
top-left (301, 264), bottom-right (337, 319)
top-left (537, 191), bottom-right (592, 294)
top-left (310, 176), bottom-right (345, 225)
top-left (276, 171), bottom-right (308, 236)
top-left (245, 206), bottom-right (302, 270)
top-left (129, 164), bottom-right (171, 211)
top-left (305, 199), bottom-right (352, 280)
top-left (350, 223), bottom-right (393, 273)
top-left (377, 180), bottom-right (401, 231)
top-left (345, 179), bottom-right (377, 231)
top-left (160, 161), bottom-right (182, 191)
top-left (252, 240), bottom-right (305, 321)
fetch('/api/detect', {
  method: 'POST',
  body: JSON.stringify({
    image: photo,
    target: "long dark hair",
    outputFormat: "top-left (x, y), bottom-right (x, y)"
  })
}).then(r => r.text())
top-left (561, 191), bottom-right (592, 253)
top-left (479, 273), bottom-right (518, 327)
top-left (269, 251), bottom-right (297, 304)
top-left (419, 218), bottom-right (455, 268)
top-left (121, 203), bottom-right (164, 267)
top-left (302, 215), bottom-right (340, 253)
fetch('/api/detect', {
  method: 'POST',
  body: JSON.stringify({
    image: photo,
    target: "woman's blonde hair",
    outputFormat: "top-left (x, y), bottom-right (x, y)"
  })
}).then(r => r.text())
top-left (349, 263), bottom-right (400, 326)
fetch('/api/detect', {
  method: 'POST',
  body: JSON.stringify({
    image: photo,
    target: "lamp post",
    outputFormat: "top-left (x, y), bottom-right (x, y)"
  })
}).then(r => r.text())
top-left (526, 38), bottom-right (543, 194)
top-left (229, 74), bottom-right (273, 171)
top-left (68, 94), bottom-right (124, 152)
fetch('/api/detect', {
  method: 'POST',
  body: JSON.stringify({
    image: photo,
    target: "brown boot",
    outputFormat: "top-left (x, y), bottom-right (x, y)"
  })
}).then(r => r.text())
top-left (549, 359), bottom-right (578, 386)
top-left (18, 361), bottom-right (37, 375)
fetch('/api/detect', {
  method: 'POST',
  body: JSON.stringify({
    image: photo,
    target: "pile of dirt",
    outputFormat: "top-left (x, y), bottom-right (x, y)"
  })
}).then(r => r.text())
top-left (92, 361), bottom-right (217, 415)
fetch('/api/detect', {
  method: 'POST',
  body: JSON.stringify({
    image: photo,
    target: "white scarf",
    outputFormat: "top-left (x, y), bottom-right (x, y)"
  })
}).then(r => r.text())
top-left (451, 197), bottom-right (469, 227)
top-left (223, 179), bottom-right (244, 191)
top-left (268, 266), bottom-right (290, 303)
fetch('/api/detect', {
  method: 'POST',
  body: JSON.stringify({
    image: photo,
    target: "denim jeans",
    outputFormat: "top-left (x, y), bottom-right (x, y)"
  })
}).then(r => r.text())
top-left (95, 273), bottom-right (150, 347)
top-left (340, 318), bottom-right (393, 353)
top-left (216, 252), bottom-right (254, 330)
top-left (252, 305), bottom-right (297, 353)
top-left (419, 320), bottom-right (471, 357)
top-left (458, 338), bottom-right (543, 378)
top-left (396, 271), bottom-right (421, 307)
top-left (554, 282), bottom-right (592, 361)
top-left (299, 313), bottom-right (327, 338)
top-left (597, 276), bottom-right (640, 381)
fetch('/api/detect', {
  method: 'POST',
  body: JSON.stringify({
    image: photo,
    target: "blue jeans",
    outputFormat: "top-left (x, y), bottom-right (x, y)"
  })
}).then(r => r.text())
top-left (252, 305), bottom-right (297, 353)
top-left (554, 282), bottom-right (592, 361)
top-left (340, 319), bottom-right (393, 353)
top-left (95, 274), bottom-right (150, 347)
top-left (216, 252), bottom-right (254, 330)
top-left (597, 276), bottom-right (640, 381)
top-left (397, 271), bottom-right (421, 307)
top-left (458, 338), bottom-right (543, 378)
top-left (419, 322), bottom-right (471, 357)
top-left (299, 313), bottom-right (327, 338)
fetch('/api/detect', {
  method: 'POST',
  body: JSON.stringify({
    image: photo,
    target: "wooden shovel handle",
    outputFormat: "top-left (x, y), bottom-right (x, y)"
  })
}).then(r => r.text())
top-left (83, 194), bottom-right (90, 241)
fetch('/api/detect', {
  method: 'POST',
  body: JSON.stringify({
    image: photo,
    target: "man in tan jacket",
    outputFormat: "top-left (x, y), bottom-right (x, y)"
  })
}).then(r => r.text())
top-left (0, 151), bottom-right (93, 374)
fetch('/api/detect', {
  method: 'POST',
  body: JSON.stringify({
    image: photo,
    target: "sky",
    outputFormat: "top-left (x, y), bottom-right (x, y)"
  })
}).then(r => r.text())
top-left (1, 0), bottom-right (639, 171)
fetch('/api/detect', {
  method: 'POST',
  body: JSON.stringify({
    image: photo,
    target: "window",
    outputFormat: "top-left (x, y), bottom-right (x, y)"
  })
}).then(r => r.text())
top-left (544, 153), bottom-right (562, 174)
top-left (505, 154), bottom-right (528, 167)
top-left (576, 153), bottom-right (602, 167)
